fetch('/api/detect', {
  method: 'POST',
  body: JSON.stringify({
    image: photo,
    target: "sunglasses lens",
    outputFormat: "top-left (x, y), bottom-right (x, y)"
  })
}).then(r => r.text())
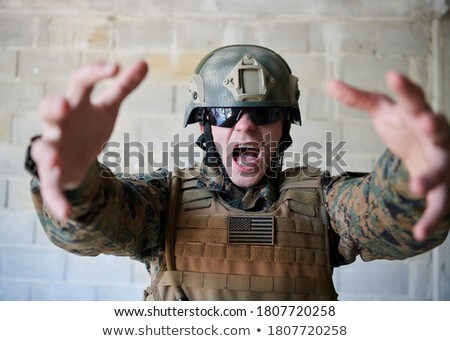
top-left (208, 107), bottom-right (284, 127)
top-left (208, 108), bottom-right (239, 127)
top-left (252, 107), bottom-right (283, 125)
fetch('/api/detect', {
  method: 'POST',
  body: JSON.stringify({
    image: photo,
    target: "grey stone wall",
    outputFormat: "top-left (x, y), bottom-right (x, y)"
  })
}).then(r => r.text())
top-left (0, 0), bottom-right (449, 300)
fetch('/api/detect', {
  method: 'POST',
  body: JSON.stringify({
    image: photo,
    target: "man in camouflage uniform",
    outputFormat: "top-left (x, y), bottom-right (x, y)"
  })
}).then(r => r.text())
top-left (27, 45), bottom-right (450, 300)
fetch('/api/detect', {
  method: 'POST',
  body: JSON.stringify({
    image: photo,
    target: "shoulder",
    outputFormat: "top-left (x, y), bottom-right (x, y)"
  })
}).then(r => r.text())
top-left (106, 167), bottom-right (173, 196)
top-left (281, 165), bottom-right (323, 179)
top-left (279, 165), bottom-right (326, 190)
top-left (172, 166), bottom-right (201, 180)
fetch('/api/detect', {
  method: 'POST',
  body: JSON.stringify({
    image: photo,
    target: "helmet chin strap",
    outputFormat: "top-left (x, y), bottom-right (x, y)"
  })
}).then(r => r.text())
top-left (195, 108), bottom-right (222, 167)
top-left (195, 120), bottom-right (222, 167)
top-left (195, 120), bottom-right (232, 187)
top-left (269, 120), bottom-right (292, 178)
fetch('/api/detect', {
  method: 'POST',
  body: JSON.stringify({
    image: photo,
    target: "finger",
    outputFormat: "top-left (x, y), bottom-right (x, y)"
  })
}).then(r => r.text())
top-left (326, 79), bottom-right (390, 114)
top-left (42, 124), bottom-right (63, 142)
top-left (40, 166), bottom-right (72, 221)
top-left (386, 71), bottom-right (430, 115)
top-left (425, 114), bottom-right (450, 148)
top-left (409, 156), bottom-right (448, 197)
top-left (409, 175), bottom-right (435, 198)
top-left (412, 185), bottom-right (448, 241)
top-left (66, 62), bottom-right (119, 106)
top-left (98, 60), bottom-right (149, 110)
top-left (415, 114), bottom-right (445, 147)
top-left (32, 142), bottom-right (72, 220)
top-left (38, 95), bottom-right (71, 124)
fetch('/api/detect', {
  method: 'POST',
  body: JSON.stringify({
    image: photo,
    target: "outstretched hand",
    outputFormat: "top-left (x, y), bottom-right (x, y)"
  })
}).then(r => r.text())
top-left (327, 71), bottom-right (450, 241)
top-left (31, 61), bottom-right (149, 221)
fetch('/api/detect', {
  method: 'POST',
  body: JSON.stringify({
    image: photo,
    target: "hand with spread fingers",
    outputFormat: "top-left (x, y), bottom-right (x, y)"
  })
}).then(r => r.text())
top-left (327, 71), bottom-right (450, 241)
top-left (31, 61), bottom-right (149, 221)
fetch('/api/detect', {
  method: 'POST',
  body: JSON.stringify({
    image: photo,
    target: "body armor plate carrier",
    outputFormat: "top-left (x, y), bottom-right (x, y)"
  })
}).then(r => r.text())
top-left (144, 167), bottom-right (338, 301)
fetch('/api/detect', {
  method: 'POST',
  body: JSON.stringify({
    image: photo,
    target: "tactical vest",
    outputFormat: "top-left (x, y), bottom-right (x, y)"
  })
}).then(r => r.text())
top-left (144, 167), bottom-right (337, 301)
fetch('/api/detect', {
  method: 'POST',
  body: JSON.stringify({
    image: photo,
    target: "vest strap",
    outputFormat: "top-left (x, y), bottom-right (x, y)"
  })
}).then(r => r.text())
top-left (279, 179), bottom-right (322, 191)
top-left (164, 174), bottom-right (189, 300)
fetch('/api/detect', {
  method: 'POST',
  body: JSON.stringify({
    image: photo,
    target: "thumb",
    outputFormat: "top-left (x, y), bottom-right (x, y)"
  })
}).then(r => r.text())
top-left (40, 166), bottom-right (72, 221)
top-left (412, 185), bottom-right (448, 241)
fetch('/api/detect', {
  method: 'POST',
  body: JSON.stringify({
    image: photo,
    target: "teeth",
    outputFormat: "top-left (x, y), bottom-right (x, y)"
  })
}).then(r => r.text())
top-left (236, 143), bottom-right (260, 150)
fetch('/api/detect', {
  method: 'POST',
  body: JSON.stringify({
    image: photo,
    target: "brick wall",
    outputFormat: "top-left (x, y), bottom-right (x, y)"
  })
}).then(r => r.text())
top-left (0, 0), bottom-right (449, 300)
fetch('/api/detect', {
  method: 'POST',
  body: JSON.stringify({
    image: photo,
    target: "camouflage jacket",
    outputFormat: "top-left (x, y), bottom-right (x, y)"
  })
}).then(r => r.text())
top-left (30, 149), bottom-right (450, 280)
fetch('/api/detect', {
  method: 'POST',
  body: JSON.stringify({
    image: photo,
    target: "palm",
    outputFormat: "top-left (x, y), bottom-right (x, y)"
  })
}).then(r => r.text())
top-left (33, 61), bottom-right (148, 219)
top-left (370, 99), bottom-right (447, 182)
top-left (56, 99), bottom-right (118, 187)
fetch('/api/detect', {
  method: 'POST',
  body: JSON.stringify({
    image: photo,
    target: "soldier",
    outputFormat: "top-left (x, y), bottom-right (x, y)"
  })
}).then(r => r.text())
top-left (26, 45), bottom-right (450, 300)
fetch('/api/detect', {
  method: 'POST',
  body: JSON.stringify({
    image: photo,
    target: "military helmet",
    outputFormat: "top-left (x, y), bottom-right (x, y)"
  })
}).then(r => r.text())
top-left (184, 44), bottom-right (301, 127)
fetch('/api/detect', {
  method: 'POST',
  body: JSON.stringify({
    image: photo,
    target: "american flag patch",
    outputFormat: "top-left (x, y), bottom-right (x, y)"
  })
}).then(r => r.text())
top-left (228, 216), bottom-right (274, 245)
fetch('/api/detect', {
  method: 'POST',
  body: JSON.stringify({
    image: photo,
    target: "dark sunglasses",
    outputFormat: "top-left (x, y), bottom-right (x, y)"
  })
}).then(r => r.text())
top-left (207, 107), bottom-right (285, 128)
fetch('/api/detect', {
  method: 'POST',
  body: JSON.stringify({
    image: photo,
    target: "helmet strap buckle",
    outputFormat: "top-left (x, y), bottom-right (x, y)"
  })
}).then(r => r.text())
top-left (196, 108), bottom-right (208, 126)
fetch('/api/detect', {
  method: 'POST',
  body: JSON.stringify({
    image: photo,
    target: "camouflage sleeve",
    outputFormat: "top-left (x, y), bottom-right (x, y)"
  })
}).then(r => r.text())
top-left (30, 162), bottom-right (170, 260)
top-left (325, 149), bottom-right (450, 264)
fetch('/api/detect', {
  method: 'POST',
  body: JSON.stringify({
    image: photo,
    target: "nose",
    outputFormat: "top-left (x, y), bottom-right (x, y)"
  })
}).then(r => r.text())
top-left (234, 111), bottom-right (256, 132)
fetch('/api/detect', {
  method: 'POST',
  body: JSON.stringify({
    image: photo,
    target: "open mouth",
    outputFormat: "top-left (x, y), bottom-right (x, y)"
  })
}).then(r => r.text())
top-left (232, 142), bottom-right (261, 170)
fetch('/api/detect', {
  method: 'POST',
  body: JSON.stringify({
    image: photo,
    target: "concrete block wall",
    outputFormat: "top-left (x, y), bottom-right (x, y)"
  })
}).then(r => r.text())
top-left (0, 0), bottom-right (449, 300)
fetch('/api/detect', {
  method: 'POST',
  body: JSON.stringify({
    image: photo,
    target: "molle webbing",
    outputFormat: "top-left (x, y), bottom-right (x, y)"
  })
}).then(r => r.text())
top-left (147, 167), bottom-right (337, 301)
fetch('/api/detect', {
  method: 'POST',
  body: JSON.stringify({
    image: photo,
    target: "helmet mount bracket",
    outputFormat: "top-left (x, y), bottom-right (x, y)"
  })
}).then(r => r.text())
top-left (223, 55), bottom-right (275, 102)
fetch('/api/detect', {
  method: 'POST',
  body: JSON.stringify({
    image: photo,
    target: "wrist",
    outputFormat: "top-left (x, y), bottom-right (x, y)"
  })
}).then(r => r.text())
top-left (64, 161), bottom-right (103, 205)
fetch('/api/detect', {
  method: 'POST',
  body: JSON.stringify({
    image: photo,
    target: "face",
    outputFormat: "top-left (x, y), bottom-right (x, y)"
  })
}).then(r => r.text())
top-left (209, 110), bottom-right (283, 188)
